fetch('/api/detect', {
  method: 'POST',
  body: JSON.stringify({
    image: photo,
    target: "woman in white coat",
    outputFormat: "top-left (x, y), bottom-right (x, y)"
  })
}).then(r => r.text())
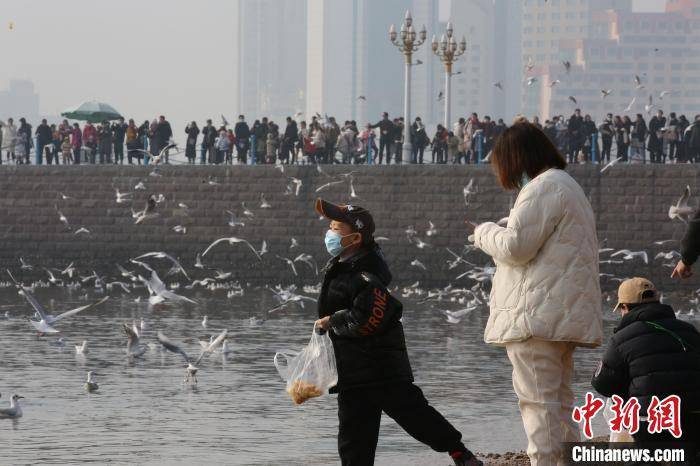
top-left (471, 122), bottom-right (601, 466)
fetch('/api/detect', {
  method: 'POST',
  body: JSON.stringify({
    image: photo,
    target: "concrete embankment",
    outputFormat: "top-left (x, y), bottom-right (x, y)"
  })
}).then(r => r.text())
top-left (0, 164), bottom-right (695, 290)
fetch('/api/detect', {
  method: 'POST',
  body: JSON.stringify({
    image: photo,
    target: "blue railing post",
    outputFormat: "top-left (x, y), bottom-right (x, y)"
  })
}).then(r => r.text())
top-left (144, 134), bottom-right (149, 165)
top-left (367, 133), bottom-right (374, 165)
top-left (251, 135), bottom-right (256, 165)
top-left (200, 143), bottom-right (206, 164)
top-left (591, 133), bottom-right (598, 163)
top-left (35, 136), bottom-right (40, 165)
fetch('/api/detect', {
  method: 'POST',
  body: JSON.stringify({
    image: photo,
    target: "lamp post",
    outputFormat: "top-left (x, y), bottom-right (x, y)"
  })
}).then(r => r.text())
top-left (390, 10), bottom-right (426, 164)
top-left (431, 23), bottom-right (467, 129)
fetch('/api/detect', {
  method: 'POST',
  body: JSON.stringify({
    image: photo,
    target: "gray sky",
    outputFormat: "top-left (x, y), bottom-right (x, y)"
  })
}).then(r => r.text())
top-left (1, 0), bottom-right (667, 129)
top-left (1, 0), bottom-right (238, 130)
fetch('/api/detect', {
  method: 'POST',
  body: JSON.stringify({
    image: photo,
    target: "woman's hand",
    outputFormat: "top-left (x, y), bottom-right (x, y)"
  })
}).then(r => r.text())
top-left (315, 316), bottom-right (331, 332)
top-left (671, 260), bottom-right (693, 279)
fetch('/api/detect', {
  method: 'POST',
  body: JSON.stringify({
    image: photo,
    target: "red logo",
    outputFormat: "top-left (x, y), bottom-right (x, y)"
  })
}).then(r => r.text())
top-left (608, 395), bottom-right (641, 435)
top-left (572, 392), bottom-right (604, 439)
top-left (573, 392), bottom-right (683, 439)
top-left (358, 288), bottom-right (388, 336)
top-left (647, 395), bottom-right (682, 438)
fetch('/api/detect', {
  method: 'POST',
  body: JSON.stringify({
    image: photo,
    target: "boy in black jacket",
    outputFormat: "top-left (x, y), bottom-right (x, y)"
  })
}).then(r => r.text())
top-left (591, 277), bottom-right (700, 448)
top-left (313, 198), bottom-right (481, 466)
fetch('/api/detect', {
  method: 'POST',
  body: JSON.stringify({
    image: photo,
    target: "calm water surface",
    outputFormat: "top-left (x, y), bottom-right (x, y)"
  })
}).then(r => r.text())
top-left (1, 287), bottom-right (697, 465)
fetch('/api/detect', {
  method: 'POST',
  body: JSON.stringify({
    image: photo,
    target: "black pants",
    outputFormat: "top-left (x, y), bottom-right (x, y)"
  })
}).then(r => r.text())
top-left (337, 383), bottom-right (464, 465)
top-left (378, 138), bottom-right (391, 164)
top-left (601, 137), bottom-right (612, 163)
top-left (669, 141), bottom-right (679, 161)
top-left (114, 142), bottom-right (124, 163)
top-left (688, 147), bottom-right (700, 164)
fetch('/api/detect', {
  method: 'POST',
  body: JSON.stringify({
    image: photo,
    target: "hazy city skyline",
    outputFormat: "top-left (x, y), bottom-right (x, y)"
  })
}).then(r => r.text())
top-left (0, 0), bottom-right (674, 134)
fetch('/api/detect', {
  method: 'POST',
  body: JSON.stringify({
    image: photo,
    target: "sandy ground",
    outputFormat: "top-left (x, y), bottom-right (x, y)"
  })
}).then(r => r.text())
top-left (474, 437), bottom-right (610, 465)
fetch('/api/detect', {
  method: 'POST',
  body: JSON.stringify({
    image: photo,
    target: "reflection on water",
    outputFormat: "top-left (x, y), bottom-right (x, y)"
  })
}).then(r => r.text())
top-left (1, 287), bottom-right (697, 464)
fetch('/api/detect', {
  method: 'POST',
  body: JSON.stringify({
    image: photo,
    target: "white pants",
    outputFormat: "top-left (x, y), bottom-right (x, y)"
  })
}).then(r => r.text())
top-left (506, 339), bottom-right (580, 466)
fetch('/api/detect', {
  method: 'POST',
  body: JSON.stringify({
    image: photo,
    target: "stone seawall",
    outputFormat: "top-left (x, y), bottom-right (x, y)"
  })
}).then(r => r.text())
top-left (0, 164), bottom-right (697, 290)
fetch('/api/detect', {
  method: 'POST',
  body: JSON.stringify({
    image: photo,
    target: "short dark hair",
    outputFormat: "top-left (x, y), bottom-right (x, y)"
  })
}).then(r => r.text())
top-left (491, 122), bottom-right (567, 190)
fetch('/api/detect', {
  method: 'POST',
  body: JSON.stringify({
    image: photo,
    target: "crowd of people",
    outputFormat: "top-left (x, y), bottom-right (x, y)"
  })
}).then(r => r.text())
top-left (1, 109), bottom-right (699, 166)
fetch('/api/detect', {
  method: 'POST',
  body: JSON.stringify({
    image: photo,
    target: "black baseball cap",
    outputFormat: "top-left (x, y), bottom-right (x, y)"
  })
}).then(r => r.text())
top-left (315, 198), bottom-right (375, 242)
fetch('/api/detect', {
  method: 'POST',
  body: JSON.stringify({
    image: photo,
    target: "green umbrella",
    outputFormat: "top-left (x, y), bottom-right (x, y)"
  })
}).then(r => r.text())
top-left (61, 100), bottom-right (123, 123)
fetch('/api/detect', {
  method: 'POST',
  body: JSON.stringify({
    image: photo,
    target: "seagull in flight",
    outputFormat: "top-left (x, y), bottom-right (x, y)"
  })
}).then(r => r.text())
top-left (294, 253), bottom-right (318, 275)
top-left (289, 178), bottom-right (303, 196)
top-left (157, 329), bottom-right (227, 384)
top-left (493, 81), bottom-right (503, 90)
top-left (610, 249), bottom-right (649, 264)
top-left (600, 157), bottom-right (622, 174)
top-left (56, 207), bottom-right (70, 229)
top-left (315, 180), bottom-right (344, 193)
top-left (132, 195), bottom-right (159, 224)
top-left (12, 273), bottom-right (109, 334)
top-left (276, 255), bottom-right (298, 276)
top-left (411, 259), bottom-right (427, 270)
top-left (463, 178), bottom-right (476, 206)
top-left (115, 188), bottom-right (133, 204)
top-left (260, 193), bottom-right (271, 209)
top-left (601, 89), bottom-right (613, 98)
top-left (669, 185), bottom-right (693, 222)
top-left (226, 210), bottom-right (245, 228)
top-left (201, 237), bottom-right (262, 261)
top-left (19, 257), bottom-right (33, 270)
top-left (133, 251), bottom-right (190, 281)
top-left (525, 56), bottom-right (534, 72)
top-left (75, 340), bottom-right (88, 355)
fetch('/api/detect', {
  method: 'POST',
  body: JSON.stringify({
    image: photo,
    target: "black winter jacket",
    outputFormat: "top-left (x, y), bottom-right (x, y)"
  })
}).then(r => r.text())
top-left (681, 206), bottom-right (700, 266)
top-left (591, 302), bottom-right (700, 412)
top-left (318, 244), bottom-right (413, 391)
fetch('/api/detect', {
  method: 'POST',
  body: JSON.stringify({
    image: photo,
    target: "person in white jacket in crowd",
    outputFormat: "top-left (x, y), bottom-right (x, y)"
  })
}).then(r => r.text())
top-left (2, 118), bottom-right (17, 162)
top-left (470, 121), bottom-right (602, 466)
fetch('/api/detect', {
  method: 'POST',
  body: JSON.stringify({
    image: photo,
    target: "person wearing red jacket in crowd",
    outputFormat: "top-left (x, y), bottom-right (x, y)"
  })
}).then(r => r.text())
top-left (71, 123), bottom-right (82, 164)
top-left (226, 129), bottom-right (236, 165)
top-left (82, 122), bottom-right (97, 163)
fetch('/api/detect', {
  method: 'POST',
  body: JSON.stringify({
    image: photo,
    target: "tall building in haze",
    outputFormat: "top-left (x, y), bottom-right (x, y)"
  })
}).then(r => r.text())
top-left (544, 0), bottom-right (700, 119)
top-left (520, 0), bottom-right (633, 118)
top-left (0, 80), bottom-right (40, 122)
top-left (234, 0), bottom-right (307, 123)
top-left (306, 0), bottom-right (414, 125)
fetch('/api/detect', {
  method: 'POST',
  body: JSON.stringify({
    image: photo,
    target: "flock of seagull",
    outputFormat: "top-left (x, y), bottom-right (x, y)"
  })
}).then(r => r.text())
top-left (493, 55), bottom-right (672, 116)
top-left (2, 165), bottom-right (699, 419)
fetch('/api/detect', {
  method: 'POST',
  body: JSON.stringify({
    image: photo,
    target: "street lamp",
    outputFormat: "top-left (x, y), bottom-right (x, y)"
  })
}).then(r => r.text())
top-left (431, 22), bottom-right (467, 129)
top-left (390, 10), bottom-right (426, 164)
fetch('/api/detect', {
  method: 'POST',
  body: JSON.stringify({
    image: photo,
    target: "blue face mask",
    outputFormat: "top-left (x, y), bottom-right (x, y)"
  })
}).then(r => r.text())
top-left (325, 230), bottom-right (345, 257)
top-left (520, 173), bottom-right (531, 189)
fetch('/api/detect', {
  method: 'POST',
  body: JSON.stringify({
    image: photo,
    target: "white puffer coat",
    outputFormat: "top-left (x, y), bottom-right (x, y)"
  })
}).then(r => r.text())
top-left (474, 168), bottom-right (602, 347)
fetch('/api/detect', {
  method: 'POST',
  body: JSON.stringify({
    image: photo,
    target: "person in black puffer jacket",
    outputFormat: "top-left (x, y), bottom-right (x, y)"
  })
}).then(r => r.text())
top-left (592, 277), bottom-right (700, 449)
top-left (313, 198), bottom-right (481, 466)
